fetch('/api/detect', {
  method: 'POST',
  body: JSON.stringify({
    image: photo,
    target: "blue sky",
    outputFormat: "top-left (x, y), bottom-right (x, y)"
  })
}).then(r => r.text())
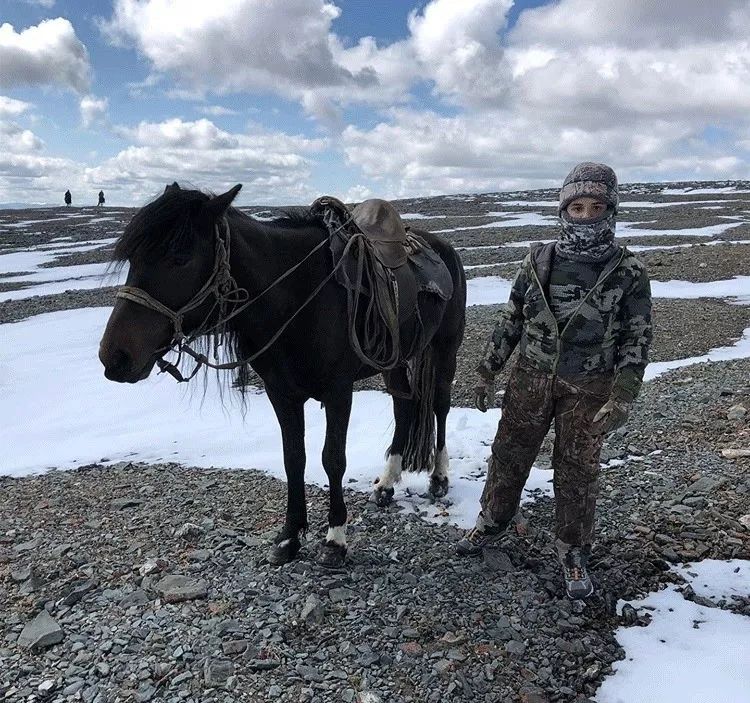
top-left (1, 0), bottom-right (749, 206)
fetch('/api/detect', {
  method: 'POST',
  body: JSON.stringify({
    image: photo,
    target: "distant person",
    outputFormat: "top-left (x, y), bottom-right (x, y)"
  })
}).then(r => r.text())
top-left (456, 163), bottom-right (653, 600)
top-left (64, 190), bottom-right (72, 206)
top-left (97, 190), bottom-right (105, 207)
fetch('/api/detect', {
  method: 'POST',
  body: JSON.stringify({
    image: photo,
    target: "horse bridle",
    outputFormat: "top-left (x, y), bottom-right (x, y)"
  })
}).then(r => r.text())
top-left (115, 214), bottom-right (350, 382)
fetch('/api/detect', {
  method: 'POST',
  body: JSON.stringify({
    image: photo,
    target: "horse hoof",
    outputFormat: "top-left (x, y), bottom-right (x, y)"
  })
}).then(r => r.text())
top-left (369, 486), bottom-right (395, 507)
top-left (267, 537), bottom-right (301, 566)
top-left (319, 541), bottom-right (347, 569)
top-left (429, 476), bottom-right (449, 499)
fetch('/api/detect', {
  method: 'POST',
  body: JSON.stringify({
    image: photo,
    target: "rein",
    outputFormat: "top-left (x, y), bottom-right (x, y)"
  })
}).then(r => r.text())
top-left (116, 214), bottom-right (358, 383)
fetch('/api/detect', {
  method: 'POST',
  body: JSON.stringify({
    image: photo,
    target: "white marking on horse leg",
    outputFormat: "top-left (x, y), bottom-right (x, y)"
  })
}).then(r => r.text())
top-left (277, 538), bottom-right (293, 548)
top-left (375, 453), bottom-right (402, 489)
top-left (432, 446), bottom-right (449, 480)
top-left (325, 525), bottom-right (347, 547)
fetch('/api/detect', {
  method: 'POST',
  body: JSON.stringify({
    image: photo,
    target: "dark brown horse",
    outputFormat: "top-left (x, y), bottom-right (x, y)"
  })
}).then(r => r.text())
top-left (99, 184), bottom-right (466, 567)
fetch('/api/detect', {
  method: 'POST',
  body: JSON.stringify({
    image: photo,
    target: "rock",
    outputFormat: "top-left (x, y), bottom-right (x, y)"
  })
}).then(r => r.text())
top-left (111, 497), bottom-right (143, 510)
top-left (10, 565), bottom-right (31, 582)
top-left (204, 658), bottom-right (234, 688)
top-left (17, 610), bottom-right (64, 650)
top-left (300, 594), bottom-right (325, 623)
top-left (722, 448), bottom-right (750, 459)
top-left (358, 693), bottom-right (383, 703)
top-left (329, 587), bottom-right (354, 603)
top-left (61, 579), bottom-right (98, 606)
top-left (155, 574), bottom-right (208, 603)
top-left (222, 639), bottom-right (251, 655)
top-left (133, 683), bottom-right (157, 702)
top-left (175, 522), bottom-right (205, 539)
top-left (268, 685), bottom-right (282, 698)
top-left (37, 680), bottom-right (56, 695)
top-left (685, 476), bottom-right (725, 495)
top-left (400, 641), bottom-right (423, 656)
top-left (726, 405), bottom-right (747, 420)
top-left (505, 640), bottom-right (526, 656)
top-left (120, 589), bottom-right (149, 607)
top-left (483, 549), bottom-right (514, 572)
top-left (621, 604), bottom-right (639, 625)
top-left (14, 537), bottom-right (40, 553)
top-left (739, 515), bottom-right (750, 530)
top-left (138, 558), bottom-right (168, 576)
top-left (295, 664), bottom-right (324, 682)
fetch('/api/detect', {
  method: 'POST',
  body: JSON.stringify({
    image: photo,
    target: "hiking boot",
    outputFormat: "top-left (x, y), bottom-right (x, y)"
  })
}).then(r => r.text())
top-left (558, 542), bottom-right (594, 599)
top-left (456, 512), bottom-right (507, 557)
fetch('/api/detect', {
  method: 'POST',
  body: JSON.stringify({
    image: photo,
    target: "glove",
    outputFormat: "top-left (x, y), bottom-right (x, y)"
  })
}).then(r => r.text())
top-left (473, 372), bottom-right (495, 413)
top-left (592, 396), bottom-right (630, 434)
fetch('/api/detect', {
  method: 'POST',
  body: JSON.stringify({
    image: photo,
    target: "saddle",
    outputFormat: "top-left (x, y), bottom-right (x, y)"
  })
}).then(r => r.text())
top-left (350, 199), bottom-right (409, 268)
top-left (311, 195), bottom-right (454, 396)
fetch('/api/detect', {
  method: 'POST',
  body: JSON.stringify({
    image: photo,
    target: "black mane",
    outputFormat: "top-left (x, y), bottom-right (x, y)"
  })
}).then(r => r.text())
top-left (113, 186), bottom-right (321, 263)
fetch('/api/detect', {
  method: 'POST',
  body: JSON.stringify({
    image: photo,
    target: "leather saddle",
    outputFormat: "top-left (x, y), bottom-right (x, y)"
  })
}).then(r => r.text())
top-left (311, 195), bottom-right (454, 395)
top-left (350, 199), bottom-right (409, 268)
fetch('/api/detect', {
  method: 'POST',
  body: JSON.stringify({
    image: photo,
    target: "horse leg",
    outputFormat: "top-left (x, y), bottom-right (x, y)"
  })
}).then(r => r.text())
top-left (266, 391), bottom-right (308, 565)
top-left (429, 341), bottom-right (459, 499)
top-left (430, 377), bottom-right (451, 499)
top-left (319, 388), bottom-right (353, 568)
top-left (371, 389), bottom-right (412, 507)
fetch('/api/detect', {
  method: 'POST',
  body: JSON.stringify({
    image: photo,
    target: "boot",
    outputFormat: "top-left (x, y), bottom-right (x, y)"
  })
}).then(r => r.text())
top-left (557, 541), bottom-right (593, 599)
top-left (456, 511), bottom-right (508, 557)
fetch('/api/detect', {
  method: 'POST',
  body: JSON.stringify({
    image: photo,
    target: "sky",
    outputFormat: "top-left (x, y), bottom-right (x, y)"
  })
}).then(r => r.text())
top-left (1, 0), bottom-right (750, 207)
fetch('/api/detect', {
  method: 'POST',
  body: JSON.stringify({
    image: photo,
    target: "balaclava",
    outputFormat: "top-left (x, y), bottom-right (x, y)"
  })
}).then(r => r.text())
top-left (557, 162), bottom-right (619, 262)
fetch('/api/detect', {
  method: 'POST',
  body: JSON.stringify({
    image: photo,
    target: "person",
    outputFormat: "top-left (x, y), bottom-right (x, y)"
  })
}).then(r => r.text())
top-left (97, 190), bottom-right (105, 207)
top-left (456, 162), bottom-right (652, 599)
top-left (64, 190), bottom-right (72, 206)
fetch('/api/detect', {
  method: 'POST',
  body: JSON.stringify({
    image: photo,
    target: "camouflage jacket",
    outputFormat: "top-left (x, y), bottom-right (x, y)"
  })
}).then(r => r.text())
top-left (478, 242), bottom-right (652, 402)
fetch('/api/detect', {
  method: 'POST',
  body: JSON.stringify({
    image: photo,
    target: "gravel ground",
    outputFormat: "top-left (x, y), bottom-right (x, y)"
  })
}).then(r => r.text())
top-left (2, 186), bottom-right (750, 702)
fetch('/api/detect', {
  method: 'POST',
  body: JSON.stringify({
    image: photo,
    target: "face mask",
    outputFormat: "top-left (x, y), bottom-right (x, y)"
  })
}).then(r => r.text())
top-left (556, 209), bottom-right (617, 262)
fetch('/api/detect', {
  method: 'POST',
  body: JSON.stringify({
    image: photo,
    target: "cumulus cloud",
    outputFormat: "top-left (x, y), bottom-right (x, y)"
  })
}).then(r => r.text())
top-left (80, 94), bottom-right (108, 128)
top-left (101, 0), bottom-right (378, 98)
top-left (407, 0), bottom-right (513, 106)
top-left (335, 0), bottom-right (750, 196)
top-left (0, 95), bottom-right (32, 117)
top-left (0, 18), bottom-right (90, 92)
top-left (87, 118), bottom-right (329, 204)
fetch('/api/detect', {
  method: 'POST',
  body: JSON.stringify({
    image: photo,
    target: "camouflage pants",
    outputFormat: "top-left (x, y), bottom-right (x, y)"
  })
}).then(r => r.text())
top-left (480, 361), bottom-right (613, 546)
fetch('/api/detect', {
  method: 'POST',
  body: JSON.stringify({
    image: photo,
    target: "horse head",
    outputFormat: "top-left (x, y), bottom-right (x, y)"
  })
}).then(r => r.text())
top-left (99, 183), bottom-right (242, 383)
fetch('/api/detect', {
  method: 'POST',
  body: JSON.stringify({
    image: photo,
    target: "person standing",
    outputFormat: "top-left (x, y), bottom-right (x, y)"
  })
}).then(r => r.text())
top-left (64, 190), bottom-right (72, 206)
top-left (457, 163), bottom-right (652, 599)
top-left (97, 190), bottom-right (105, 207)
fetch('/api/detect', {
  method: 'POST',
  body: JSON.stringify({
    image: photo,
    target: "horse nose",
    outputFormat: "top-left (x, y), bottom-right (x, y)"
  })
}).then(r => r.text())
top-left (102, 348), bottom-right (133, 381)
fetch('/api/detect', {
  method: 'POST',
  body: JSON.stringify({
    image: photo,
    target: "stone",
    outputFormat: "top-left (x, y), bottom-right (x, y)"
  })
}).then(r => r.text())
top-left (296, 664), bottom-right (324, 682)
top-left (329, 587), bottom-right (354, 603)
top-left (400, 641), bottom-right (423, 656)
top-left (204, 658), bottom-right (234, 688)
top-left (722, 448), bottom-right (750, 459)
top-left (111, 498), bottom-right (143, 510)
top-left (483, 549), bottom-right (514, 572)
top-left (155, 575), bottom-right (208, 603)
top-left (505, 640), bottom-right (526, 656)
top-left (62, 579), bottom-right (98, 606)
top-left (726, 405), bottom-right (747, 420)
top-left (17, 610), bottom-right (64, 650)
top-left (300, 594), bottom-right (325, 623)
top-left (120, 589), bottom-right (149, 607)
top-left (175, 522), bottom-right (204, 539)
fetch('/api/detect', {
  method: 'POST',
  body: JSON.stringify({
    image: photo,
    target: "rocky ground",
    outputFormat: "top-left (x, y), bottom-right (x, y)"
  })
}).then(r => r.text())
top-left (1, 183), bottom-right (750, 702)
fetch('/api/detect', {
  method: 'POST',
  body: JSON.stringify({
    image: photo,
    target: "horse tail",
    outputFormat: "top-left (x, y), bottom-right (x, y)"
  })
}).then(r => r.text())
top-left (401, 344), bottom-right (436, 473)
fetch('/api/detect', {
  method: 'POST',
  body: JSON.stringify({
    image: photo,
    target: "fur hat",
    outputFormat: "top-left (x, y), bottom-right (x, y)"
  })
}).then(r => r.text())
top-left (558, 162), bottom-right (618, 215)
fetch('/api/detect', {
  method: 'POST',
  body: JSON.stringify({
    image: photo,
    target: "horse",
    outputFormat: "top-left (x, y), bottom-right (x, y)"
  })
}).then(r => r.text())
top-left (98, 183), bottom-right (466, 568)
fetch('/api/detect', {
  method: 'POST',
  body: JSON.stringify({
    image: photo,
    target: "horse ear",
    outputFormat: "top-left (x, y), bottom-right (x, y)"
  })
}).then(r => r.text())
top-left (204, 184), bottom-right (242, 219)
top-left (165, 182), bottom-right (180, 193)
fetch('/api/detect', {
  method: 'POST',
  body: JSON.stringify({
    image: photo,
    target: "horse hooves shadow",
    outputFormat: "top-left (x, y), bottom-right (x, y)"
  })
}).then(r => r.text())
top-left (369, 486), bottom-right (395, 507)
top-left (318, 541), bottom-right (347, 569)
top-left (428, 476), bottom-right (449, 500)
top-left (267, 537), bottom-right (302, 566)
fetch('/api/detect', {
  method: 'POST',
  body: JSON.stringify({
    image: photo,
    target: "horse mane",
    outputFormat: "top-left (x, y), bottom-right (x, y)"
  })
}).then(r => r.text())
top-left (113, 186), bottom-right (321, 265)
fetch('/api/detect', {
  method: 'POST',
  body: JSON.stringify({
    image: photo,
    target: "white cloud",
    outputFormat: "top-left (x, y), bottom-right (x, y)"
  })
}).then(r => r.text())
top-left (0, 18), bottom-right (90, 92)
top-left (22, 0), bottom-right (57, 7)
top-left (102, 0), bottom-right (376, 97)
top-left (407, 0), bottom-right (513, 106)
top-left (0, 95), bottom-right (32, 117)
top-left (198, 105), bottom-right (240, 117)
top-left (87, 118), bottom-right (329, 205)
top-left (80, 94), bottom-right (108, 128)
